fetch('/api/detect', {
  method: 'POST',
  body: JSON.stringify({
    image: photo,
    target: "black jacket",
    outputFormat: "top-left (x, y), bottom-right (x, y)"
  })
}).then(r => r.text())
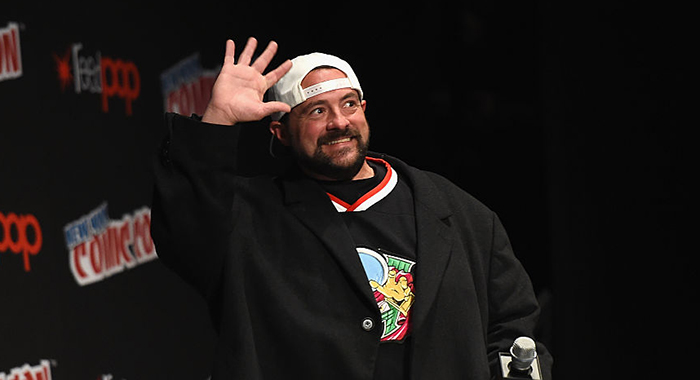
top-left (151, 113), bottom-right (553, 379)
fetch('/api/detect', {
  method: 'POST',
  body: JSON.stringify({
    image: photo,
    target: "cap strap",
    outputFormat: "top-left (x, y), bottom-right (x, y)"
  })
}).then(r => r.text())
top-left (302, 78), bottom-right (353, 100)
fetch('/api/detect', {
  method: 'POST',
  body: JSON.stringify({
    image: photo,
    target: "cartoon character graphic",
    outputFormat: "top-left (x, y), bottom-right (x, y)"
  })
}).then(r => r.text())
top-left (357, 247), bottom-right (416, 341)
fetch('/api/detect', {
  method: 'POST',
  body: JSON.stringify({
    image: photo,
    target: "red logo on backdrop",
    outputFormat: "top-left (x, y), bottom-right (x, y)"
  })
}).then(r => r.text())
top-left (0, 360), bottom-right (52, 380)
top-left (53, 43), bottom-right (140, 115)
top-left (0, 22), bottom-right (23, 82)
top-left (0, 211), bottom-right (42, 272)
top-left (63, 202), bottom-right (157, 286)
top-left (160, 53), bottom-right (217, 115)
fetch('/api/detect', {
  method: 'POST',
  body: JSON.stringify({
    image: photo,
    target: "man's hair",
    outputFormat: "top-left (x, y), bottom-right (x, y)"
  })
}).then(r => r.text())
top-left (279, 112), bottom-right (290, 126)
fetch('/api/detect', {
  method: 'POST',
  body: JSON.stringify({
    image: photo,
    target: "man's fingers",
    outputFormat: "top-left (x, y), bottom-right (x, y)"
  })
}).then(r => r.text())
top-left (262, 101), bottom-right (292, 116)
top-left (223, 39), bottom-right (236, 65)
top-left (265, 59), bottom-right (293, 89)
top-left (237, 37), bottom-right (257, 66)
top-left (252, 40), bottom-right (279, 73)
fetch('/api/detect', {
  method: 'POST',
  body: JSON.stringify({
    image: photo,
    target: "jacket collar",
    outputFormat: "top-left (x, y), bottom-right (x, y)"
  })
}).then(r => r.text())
top-left (279, 153), bottom-right (455, 329)
top-left (280, 174), bottom-right (380, 310)
top-left (375, 153), bottom-right (454, 332)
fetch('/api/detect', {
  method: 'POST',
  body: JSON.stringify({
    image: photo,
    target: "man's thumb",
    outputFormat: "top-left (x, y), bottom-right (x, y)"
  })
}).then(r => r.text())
top-left (263, 101), bottom-right (292, 117)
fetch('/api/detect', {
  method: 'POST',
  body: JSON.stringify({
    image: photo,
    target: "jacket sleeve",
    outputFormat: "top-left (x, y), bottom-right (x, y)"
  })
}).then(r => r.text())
top-left (486, 213), bottom-right (554, 379)
top-left (150, 112), bottom-right (242, 299)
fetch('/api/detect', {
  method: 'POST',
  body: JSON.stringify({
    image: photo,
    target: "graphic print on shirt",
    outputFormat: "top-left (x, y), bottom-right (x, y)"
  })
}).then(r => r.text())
top-left (357, 247), bottom-right (416, 341)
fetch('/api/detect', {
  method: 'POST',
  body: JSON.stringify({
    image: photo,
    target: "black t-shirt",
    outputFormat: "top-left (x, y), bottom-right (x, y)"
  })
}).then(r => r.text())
top-left (318, 158), bottom-right (416, 379)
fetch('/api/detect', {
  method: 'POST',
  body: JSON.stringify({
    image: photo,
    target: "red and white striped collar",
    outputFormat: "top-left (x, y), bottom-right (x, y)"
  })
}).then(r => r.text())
top-left (326, 157), bottom-right (398, 212)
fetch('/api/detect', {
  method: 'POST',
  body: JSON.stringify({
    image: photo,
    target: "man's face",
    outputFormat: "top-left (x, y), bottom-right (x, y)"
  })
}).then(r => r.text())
top-left (272, 68), bottom-right (370, 181)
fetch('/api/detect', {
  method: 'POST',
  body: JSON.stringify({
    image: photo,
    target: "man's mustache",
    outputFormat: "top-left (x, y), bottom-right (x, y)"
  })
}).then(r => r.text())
top-left (317, 128), bottom-right (361, 145)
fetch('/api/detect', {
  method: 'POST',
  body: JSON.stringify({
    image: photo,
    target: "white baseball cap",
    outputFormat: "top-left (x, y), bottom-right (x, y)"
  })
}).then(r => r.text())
top-left (268, 52), bottom-right (363, 121)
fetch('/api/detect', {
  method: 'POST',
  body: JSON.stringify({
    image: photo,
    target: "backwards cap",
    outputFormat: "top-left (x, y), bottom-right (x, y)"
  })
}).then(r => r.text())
top-left (268, 52), bottom-right (363, 121)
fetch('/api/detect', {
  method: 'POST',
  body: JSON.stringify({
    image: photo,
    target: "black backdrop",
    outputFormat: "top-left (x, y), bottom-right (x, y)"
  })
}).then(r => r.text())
top-left (2, 1), bottom-right (691, 379)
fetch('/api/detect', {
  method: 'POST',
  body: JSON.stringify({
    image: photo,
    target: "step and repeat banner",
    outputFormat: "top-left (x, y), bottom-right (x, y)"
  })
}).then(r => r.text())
top-left (0, 8), bottom-right (227, 379)
top-left (2, 3), bottom-right (556, 379)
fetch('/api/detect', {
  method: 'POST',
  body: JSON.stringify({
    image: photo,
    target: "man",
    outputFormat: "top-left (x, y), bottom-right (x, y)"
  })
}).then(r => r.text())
top-left (151, 37), bottom-right (552, 379)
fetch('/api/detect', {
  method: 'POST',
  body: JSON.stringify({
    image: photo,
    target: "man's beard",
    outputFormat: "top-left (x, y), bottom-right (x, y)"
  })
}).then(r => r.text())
top-left (292, 128), bottom-right (370, 181)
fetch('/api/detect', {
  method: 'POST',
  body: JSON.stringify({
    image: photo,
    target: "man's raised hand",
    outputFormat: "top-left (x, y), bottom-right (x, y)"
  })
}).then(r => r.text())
top-left (202, 37), bottom-right (292, 125)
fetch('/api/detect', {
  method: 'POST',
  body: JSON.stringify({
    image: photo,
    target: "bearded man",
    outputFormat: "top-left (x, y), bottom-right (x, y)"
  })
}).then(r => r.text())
top-left (151, 37), bottom-right (553, 380)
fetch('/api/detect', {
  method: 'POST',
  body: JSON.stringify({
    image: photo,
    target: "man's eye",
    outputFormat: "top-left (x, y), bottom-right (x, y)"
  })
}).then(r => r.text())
top-left (342, 100), bottom-right (359, 115)
top-left (310, 108), bottom-right (324, 115)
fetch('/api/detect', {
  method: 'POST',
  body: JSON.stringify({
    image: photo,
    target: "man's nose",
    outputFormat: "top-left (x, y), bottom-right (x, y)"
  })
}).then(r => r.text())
top-left (326, 107), bottom-right (350, 130)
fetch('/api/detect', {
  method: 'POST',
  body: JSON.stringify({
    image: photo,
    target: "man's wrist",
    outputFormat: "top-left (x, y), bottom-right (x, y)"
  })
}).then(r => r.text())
top-left (202, 104), bottom-right (237, 126)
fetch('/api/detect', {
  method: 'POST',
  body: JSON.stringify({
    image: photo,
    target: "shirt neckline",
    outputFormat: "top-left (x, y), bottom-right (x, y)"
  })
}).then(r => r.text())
top-left (326, 157), bottom-right (398, 212)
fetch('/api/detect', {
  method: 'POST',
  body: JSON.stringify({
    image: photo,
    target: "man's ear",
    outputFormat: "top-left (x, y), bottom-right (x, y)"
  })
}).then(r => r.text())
top-left (269, 120), bottom-right (290, 146)
top-left (361, 99), bottom-right (367, 112)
